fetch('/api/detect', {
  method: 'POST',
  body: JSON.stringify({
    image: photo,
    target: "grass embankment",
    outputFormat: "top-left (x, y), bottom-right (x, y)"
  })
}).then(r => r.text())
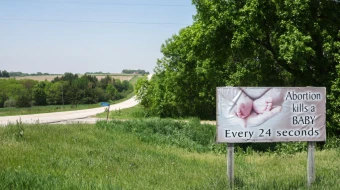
top-left (96, 105), bottom-right (146, 119)
top-left (0, 104), bottom-right (100, 117)
top-left (0, 119), bottom-right (339, 189)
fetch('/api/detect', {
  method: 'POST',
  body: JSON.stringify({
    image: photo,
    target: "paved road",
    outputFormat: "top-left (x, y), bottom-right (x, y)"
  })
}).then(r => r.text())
top-left (0, 96), bottom-right (139, 126)
top-left (0, 74), bottom-right (154, 126)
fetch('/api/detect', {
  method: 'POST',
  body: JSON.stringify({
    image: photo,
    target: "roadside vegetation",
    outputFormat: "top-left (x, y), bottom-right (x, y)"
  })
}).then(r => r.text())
top-left (0, 120), bottom-right (339, 189)
top-left (96, 105), bottom-right (147, 120)
top-left (1, 0), bottom-right (339, 189)
top-left (134, 0), bottom-right (340, 137)
top-left (0, 73), bottom-right (138, 110)
top-left (0, 104), bottom-right (100, 117)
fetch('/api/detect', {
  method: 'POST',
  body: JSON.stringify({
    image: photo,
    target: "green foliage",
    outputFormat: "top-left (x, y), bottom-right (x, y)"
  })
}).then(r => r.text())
top-left (45, 81), bottom-right (63, 105)
top-left (97, 118), bottom-right (339, 154)
top-left (0, 92), bottom-right (7, 108)
top-left (121, 69), bottom-right (149, 75)
top-left (0, 79), bottom-right (36, 108)
top-left (0, 73), bottom-right (134, 109)
top-left (328, 64), bottom-right (340, 135)
top-left (0, 70), bottom-right (10, 78)
top-left (96, 105), bottom-right (150, 119)
top-left (139, 0), bottom-right (340, 134)
top-left (106, 84), bottom-right (118, 100)
top-left (85, 71), bottom-right (110, 74)
top-left (97, 118), bottom-right (221, 153)
top-left (0, 123), bottom-right (339, 189)
top-left (4, 98), bottom-right (16, 108)
top-left (8, 71), bottom-right (52, 77)
top-left (32, 82), bottom-right (47, 105)
top-left (0, 104), bottom-right (100, 116)
top-left (15, 89), bottom-right (32, 108)
top-left (134, 76), bottom-right (150, 107)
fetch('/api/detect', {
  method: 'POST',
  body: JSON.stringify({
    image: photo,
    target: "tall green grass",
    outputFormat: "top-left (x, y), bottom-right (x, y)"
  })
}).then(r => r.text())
top-left (0, 123), bottom-right (228, 189)
top-left (96, 105), bottom-right (150, 120)
top-left (0, 121), bottom-right (339, 189)
top-left (0, 104), bottom-right (101, 116)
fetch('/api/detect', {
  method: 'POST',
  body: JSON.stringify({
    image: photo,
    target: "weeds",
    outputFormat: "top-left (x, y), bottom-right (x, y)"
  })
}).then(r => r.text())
top-left (16, 118), bottom-right (24, 140)
top-left (97, 118), bottom-right (339, 155)
top-left (0, 123), bottom-right (339, 189)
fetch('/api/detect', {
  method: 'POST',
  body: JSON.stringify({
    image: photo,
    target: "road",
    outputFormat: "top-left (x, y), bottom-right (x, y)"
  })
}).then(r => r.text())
top-left (0, 74), bottom-right (155, 126)
top-left (0, 74), bottom-right (216, 126)
top-left (0, 96), bottom-right (139, 126)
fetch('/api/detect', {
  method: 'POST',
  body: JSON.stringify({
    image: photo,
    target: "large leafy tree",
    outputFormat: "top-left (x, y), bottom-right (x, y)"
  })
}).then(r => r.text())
top-left (137, 0), bottom-right (340, 133)
top-left (32, 82), bottom-right (48, 106)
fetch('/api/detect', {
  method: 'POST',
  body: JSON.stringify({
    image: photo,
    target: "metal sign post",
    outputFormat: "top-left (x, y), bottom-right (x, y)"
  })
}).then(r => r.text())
top-left (307, 142), bottom-right (315, 186)
top-left (100, 102), bottom-right (111, 122)
top-left (227, 143), bottom-right (234, 187)
top-left (106, 105), bottom-right (110, 122)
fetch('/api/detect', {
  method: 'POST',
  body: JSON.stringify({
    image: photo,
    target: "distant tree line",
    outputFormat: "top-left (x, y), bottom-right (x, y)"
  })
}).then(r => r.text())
top-left (0, 70), bottom-right (10, 78)
top-left (5, 71), bottom-right (52, 77)
top-left (85, 71), bottom-right (111, 75)
top-left (122, 69), bottom-right (149, 75)
top-left (0, 73), bottom-right (133, 108)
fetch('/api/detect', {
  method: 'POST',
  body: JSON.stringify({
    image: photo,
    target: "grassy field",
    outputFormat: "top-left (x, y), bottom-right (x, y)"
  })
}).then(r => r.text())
top-left (6, 74), bottom-right (137, 82)
top-left (0, 104), bottom-right (101, 117)
top-left (0, 120), bottom-right (339, 189)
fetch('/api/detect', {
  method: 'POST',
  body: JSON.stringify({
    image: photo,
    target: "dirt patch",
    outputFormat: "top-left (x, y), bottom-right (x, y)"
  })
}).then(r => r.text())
top-left (201, 120), bottom-right (216, 125)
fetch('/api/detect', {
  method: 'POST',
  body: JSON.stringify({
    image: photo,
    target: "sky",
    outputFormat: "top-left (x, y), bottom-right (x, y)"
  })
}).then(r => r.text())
top-left (0, 0), bottom-right (196, 74)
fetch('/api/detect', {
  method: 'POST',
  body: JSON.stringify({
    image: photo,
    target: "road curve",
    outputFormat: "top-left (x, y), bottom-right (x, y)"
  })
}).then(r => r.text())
top-left (0, 74), bottom-right (153, 126)
top-left (0, 96), bottom-right (139, 126)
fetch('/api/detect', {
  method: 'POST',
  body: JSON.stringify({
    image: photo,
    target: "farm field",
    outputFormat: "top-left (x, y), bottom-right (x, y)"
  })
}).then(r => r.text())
top-left (5, 74), bottom-right (136, 82)
top-left (0, 120), bottom-right (339, 189)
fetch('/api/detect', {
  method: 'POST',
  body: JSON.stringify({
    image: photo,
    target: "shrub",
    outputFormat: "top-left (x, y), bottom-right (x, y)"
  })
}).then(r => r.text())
top-left (16, 93), bottom-right (32, 108)
top-left (97, 118), bottom-right (340, 155)
top-left (4, 98), bottom-right (16, 108)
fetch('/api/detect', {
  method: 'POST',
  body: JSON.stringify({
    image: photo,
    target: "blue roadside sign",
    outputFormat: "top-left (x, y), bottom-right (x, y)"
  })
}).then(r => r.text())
top-left (100, 102), bottom-right (110, 107)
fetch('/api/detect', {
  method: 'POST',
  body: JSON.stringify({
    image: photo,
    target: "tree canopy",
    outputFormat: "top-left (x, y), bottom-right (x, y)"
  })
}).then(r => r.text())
top-left (136, 0), bottom-right (340, 134)
top-left (122, 69), bottom-right (150, 75)
top-left (0, 70), bottom-right (10, 78)
top-left (0, 73), bottom-right (133, 108)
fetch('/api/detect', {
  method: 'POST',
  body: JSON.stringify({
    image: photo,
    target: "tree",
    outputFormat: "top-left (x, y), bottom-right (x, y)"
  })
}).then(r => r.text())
top-left (99, 75), bottom-right (114, 89)
top-left (15, 89), bottom-right (32, 108)
top-left (106, 84), bottom-right (118, 100)
top-left (1, 70), bottom-right (10, 78)
top-left (114, 79), bottom-right (124, 92)
top-left (122, 69), bottom-right (149, 75)
top-left (0, 91), bottom-right (7, 108)
top-left (46, 82), bottom-right (63, 105)
top-left (33, 82), bottom-right (48, 105)
top-left (140, 0), bottom-right (340, 133)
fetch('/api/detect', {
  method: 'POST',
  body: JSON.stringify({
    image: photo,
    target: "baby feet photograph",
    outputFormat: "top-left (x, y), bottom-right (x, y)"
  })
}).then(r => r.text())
top-left (231, 88), bottom-right (284, 128)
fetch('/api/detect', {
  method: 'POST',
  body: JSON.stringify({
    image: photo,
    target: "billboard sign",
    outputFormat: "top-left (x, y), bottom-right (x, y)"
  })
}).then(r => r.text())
top-left (216, 87), bottom-right (326, 143)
